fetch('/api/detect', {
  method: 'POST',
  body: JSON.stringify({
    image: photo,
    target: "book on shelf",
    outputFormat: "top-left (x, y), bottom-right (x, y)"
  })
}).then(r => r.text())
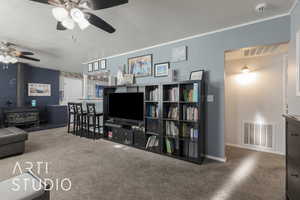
top-left (182, 105), bottom-right (198, 121)
top-left (182, 123), bottom-right (199, 139)
top-left (165, 138), bottom-right (179, 154)
top-left (146, 104), bottom-right (159, 118)
top-left (183, 142), bottom-right (198, 158)
top-left (166, 121), bottom-right (179, 137)
top-left (146, 136), bottom-right (160, 150)
top-left (166, 87), bottom-right (178, 101)
top-left (182, 83), bottom-right (199, 102)
top-left (167, 105), bottom-right (179, 119)
top-left (148, 87), bottom-right (159, 101)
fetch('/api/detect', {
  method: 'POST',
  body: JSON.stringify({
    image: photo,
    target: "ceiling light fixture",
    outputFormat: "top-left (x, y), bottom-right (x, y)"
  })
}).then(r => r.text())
top-left (52, 7), bottom-right (69, 22)
top-left (62, 18), bottom-right (75, 30)
top-left (0, 54), bottom-right (18, 64)
top-left (241, 65), bottom-right (250, 73)
top-left (255, 3), bottom-right (267, 14)
top-left (70, 8), bottom-right (90, 30)
top-left (52, 7), bottom-right (90, 30)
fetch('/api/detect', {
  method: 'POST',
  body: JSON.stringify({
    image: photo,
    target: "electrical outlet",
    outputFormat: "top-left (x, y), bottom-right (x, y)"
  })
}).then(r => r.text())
top-left (207, 95), bottom-right (214, 102)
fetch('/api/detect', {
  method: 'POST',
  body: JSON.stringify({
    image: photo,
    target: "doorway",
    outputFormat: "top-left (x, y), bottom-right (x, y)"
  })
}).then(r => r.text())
top-left (224, 42), bottom-right (288, 157)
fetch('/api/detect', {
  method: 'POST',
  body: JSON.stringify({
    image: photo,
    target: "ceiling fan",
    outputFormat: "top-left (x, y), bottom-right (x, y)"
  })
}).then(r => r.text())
top-left (0, 42), bottom-right (40, 64)
top-left (29, 0), bottom-right (129, 33)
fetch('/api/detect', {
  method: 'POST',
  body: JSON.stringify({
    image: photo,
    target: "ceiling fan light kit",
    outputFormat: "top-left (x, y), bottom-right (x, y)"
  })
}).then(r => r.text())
top-left (30, 0), bottom-right (129, 33)
top-left (0, 55), bottom-right (18, 64)
top-left (0, 42), bottom-right (40, 65)
top-left (52, 7), bottom-right (90, 30)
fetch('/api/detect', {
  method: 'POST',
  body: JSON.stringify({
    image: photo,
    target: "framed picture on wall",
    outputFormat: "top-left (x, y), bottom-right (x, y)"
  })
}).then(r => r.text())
top-left (128, 54), bottom-right (152, 77)
top-left (190, 70), bottom-right (204, 81)
top-left (93, 61), bottom-right (99, 71)
top-left (88, 63), bottom-right (93, 72)
top-left (154, 62), bottom-right (169, 77)
top-left (172, 46), bottom-right (187, 62)
top-left (100, 59), bottom-right (107, 70)
top-left (28, 83), bottom-right (51, 96)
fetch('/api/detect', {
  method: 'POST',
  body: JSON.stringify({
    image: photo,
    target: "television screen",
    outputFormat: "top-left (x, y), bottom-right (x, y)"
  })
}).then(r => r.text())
top-left (108, 93), bottom-right (144, 121)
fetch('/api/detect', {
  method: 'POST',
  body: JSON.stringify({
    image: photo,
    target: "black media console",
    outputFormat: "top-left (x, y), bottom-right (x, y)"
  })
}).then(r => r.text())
top-left (102, 78), bottom-right (206, 164)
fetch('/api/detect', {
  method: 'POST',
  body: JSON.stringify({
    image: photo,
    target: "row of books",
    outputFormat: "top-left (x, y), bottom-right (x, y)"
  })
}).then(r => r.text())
top-left (166, 87), bottom-right (178, 101)
top-left (183, 142), bottom-right (198, 158)
top-left (165, 139), bottom-right (198, 158)
top-left (182, 83), bottom-right (199, 102)
top-left (165, 138), bottom-right (179, 154)
top-left (182, 124), bottom-right (199, 139)
top-left (147, 87), bottom-right (159, 101)
top-left (146, 104), bottom-right (159, 118)
top-left (165, 121), bottom-right (179, 137)
top-left (146, 136), bottom-right (159, 149)
top-left (167, 105), bottom-right (179, 119)
top-left (182, 105), bottom-right (198, 121)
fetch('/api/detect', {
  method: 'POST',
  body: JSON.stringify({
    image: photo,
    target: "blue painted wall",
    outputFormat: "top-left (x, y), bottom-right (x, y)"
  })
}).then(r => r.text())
top-left (24, 64), bottom-right (60, 121)
top-left (0, 64), bottom-right (17, 107)
top-left (93, 16), bottom-right (291, 159)
top-left (0, 63), bottom-right (60, 124)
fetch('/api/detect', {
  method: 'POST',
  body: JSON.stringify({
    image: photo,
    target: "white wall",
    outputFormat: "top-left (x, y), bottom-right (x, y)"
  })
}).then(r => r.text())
top-left (225, 53), bottom-right (286, 154)
top-left (288, 1), bottom-right (300, 113)
top-left (60, 77), bottom-right (83, 104)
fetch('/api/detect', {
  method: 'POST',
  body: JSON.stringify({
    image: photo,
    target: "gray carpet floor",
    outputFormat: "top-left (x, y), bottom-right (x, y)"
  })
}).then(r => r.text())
top-left (0, 128), bottom-right (285, 200)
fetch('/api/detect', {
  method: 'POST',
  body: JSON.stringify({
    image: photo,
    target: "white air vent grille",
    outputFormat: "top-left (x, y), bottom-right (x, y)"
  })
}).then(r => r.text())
top-left (243, 122), bottom-right (274, 149)
top-left (225, 43), bottom-right (288, 61)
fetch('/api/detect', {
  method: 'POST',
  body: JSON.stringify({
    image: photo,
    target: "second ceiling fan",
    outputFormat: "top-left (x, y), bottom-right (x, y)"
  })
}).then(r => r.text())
top-left (29, 0), bottom-right (129, 33)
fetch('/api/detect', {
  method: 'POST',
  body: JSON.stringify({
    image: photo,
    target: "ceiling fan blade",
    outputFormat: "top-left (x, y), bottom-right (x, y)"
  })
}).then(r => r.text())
top-left (29, 0), bottom-right (49, 4)
top-left (19, 55), bottom-right (40, 62)
top-left (80, 0), bottom-right (128, 10)
top-left (85, 13), bottom-right (115, 33)
top-left (21, 51), bottom-right (34, 56)
top-left (56, 22), bottom-right (67, 31)
top-left (29, 0), bottom-right (62, 6)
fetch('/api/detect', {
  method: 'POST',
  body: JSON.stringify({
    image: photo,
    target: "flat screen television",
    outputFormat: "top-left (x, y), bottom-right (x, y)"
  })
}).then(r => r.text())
top-left (108, 92), bottom-right (144, 122)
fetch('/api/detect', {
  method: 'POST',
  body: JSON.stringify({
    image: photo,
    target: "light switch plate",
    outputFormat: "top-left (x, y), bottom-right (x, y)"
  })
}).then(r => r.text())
top-left (207, 95), bottom-right (214, 102)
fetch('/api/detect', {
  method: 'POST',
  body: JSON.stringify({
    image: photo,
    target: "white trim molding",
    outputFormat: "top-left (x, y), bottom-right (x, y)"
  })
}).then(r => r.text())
top-left (289, 0), bottom-right (299, 14)
top-left (205, 155), bottom-right (227, 162)
top-left (226, 143), bottom-right (285, 156)
top-left (83, 13), bottom-right (290, 64)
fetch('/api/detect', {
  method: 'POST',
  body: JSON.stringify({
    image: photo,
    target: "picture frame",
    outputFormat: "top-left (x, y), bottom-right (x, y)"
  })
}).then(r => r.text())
top-left (93, 61), bottom-right (99, 71)
top-left (28, 83), bottom-right (51, 96)
top-left (172, 46), bottom-right (187, 62)
top-left (190, 70), bottom-right (204, 81)
top-left (128, 54), bottom-right (152, 77)
top-left (88, 63), bottom-right (93, 72)
top-left (100, 59), bottom-right (106, 70)
top-left (154, 62), bottom-right (170, 77)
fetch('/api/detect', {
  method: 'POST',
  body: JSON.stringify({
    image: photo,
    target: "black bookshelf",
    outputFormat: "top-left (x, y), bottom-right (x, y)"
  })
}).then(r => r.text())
top-left (102, 78), bottom-right (205, 164)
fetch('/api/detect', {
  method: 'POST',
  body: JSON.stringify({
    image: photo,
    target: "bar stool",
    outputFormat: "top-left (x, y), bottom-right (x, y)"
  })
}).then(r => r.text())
top-left (67, 102), bottom-right (76, 134)
top-left (75, 103), bottom-right (88, 137)
top-left (86, 103), bottom-right (103, 139)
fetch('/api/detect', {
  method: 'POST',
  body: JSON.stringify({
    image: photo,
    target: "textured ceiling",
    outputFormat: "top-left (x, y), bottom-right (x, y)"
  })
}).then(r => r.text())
top-left (0, 0), bottom-right (295, 72)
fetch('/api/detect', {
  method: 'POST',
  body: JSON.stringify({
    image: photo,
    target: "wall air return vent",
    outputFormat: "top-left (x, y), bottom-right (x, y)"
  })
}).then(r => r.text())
top-left (243, 121), bottom-right (274, 149)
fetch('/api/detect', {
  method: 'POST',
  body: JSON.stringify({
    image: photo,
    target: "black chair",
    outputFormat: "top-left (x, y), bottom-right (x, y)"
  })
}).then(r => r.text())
top-left (67, 103), bottom-right (77, 134)
top-left (75, 103), bottom-right (87, 137)
top-left (86, 103), bottom-right (103, 139)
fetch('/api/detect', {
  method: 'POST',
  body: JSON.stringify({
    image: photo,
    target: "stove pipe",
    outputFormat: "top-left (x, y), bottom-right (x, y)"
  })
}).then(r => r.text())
top-left (16, 63), bottom-right (25, 107)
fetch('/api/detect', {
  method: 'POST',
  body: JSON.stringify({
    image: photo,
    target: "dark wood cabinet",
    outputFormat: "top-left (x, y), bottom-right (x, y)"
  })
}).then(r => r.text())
top-left (284, 115), bottom-right (300, 200)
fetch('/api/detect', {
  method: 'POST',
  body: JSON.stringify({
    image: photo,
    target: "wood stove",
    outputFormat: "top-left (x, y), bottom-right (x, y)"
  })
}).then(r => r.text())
top-left (1, 64), bottom-right (39, 127)
top-left (3, 107), bottom-right (39, 127)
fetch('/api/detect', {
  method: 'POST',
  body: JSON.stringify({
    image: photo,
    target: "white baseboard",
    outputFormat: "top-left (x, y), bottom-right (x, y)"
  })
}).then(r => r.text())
top-left (226, 143), bottom-right (285, 156)
top-left (205, 154), bottom-right (227, 162)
